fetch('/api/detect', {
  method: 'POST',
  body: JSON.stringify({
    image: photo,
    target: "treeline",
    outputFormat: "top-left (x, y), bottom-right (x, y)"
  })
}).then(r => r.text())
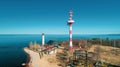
top-left (28, 41), bottom-right (41, 51)
top-left (46, 38), bottom-right (120, 48)
top-left (88, 38), bottom-right (120, 48)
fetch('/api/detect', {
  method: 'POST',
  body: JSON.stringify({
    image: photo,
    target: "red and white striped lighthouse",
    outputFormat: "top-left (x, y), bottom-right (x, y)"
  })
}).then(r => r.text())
top-left (67, 10), bottom-right (74, 51)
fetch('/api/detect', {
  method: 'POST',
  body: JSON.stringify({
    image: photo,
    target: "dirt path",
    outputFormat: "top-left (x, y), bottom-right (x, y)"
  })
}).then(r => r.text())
top-left (24, 48), bottom-right (60, 67)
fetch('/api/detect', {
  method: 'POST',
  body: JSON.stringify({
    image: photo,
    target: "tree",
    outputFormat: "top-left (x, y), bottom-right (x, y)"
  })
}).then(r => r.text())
top-left (91, 38), bottom-right (101, 44)
top-left (47, 40), bottom-right (58, 45)
top-left (103, 38), bottom-right (110, 46)
top-left (29, 42), bottom-right (33, 50)
top-left (58, 40), bottom-right (63, 46)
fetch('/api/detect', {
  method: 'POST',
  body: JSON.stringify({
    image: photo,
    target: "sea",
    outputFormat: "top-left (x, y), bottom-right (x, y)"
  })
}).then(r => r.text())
top-left (0, 34), bottom-right (120, 67)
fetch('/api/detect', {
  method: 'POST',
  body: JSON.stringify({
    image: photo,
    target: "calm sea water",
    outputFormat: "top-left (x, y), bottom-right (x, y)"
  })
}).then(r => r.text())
top-left (0, 34), bottom-right (120, 67)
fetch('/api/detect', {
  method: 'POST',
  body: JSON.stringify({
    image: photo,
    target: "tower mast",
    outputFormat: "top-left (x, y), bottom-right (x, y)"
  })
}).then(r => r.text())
top-left (67, 10), bottom-right (74, 51)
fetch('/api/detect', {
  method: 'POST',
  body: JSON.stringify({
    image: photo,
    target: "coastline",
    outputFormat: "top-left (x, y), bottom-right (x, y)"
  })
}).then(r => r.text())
top-left (23, 47), bottom-right (60, 67)
top-left (23, 48), bottom-right (33, 67)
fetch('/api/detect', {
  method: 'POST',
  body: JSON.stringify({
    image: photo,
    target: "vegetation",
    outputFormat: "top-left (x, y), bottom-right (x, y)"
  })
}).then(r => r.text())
top-left (46, 38), bottom-right (120, 48)
top-left (28, 41), bottom-right (40, 51)
top-left (88, 38), bottom-right (120, 48)
top-left (27, 38), bottom-right (120, 67)
top-left (47, 40), bottom-right (57, 45)
top-left (46, 38), bottom-right (120, 67)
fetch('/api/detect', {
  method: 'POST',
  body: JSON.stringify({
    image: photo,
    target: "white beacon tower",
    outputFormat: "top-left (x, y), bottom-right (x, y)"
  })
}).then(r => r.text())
top-left (42, 33), bottom-right (45, 46)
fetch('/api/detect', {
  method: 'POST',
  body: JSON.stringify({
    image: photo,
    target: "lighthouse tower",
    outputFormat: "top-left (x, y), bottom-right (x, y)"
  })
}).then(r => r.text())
top-left (67, 10), bottom-right (74, 51)
top-left (42, 33), bottom-right (45, 46)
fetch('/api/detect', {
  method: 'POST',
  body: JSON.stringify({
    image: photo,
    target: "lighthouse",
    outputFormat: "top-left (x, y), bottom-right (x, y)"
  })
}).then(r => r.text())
top-left (67, 10), bottom-right (74, 51)
top-left (42, 33), bottom-right (45, 46)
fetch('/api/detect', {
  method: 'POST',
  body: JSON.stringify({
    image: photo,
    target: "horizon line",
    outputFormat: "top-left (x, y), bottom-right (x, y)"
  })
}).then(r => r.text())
top-left (0, 33), bottom-right (119, 35)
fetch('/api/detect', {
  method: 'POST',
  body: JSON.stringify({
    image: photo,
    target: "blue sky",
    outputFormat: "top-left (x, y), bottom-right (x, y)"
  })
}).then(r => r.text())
top-left (0, 0), bottom-right (120, 34)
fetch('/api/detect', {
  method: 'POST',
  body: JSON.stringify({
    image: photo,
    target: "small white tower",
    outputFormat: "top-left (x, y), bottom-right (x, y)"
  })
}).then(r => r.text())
top-left (42, 33), bottom-right (45, 46)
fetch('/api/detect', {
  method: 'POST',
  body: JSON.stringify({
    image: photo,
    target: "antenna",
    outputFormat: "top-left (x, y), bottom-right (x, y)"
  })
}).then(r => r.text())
top-left (67, 9), bottom-right (75, 51)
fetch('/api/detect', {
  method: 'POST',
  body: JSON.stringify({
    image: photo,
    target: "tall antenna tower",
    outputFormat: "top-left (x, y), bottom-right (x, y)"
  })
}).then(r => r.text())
top-left (67, 10), bottom-right (74, 51)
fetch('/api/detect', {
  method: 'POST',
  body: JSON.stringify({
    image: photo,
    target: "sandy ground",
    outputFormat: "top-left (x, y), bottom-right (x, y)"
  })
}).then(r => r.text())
top-left (24, 48), bottom-right (60, 67)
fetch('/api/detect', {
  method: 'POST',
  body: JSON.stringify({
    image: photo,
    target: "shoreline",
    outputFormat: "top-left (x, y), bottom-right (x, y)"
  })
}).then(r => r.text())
top-left (23, 47), bottom-right (60, 67)
top-left (23, 48), bottom-right (32, 67)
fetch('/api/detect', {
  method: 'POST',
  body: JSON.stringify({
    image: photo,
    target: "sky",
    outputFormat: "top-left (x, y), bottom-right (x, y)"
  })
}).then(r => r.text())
top-left (0, 0), bottom-right (120, 34)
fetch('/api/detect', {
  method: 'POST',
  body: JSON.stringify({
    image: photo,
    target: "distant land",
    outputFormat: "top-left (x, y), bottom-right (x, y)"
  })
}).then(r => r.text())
top-left (107, 34), bottom-right (120, 36)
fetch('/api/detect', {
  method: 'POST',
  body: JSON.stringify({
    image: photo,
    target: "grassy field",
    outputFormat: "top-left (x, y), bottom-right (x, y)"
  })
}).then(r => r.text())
top-left (88, 45), bottom-right (120, 66)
